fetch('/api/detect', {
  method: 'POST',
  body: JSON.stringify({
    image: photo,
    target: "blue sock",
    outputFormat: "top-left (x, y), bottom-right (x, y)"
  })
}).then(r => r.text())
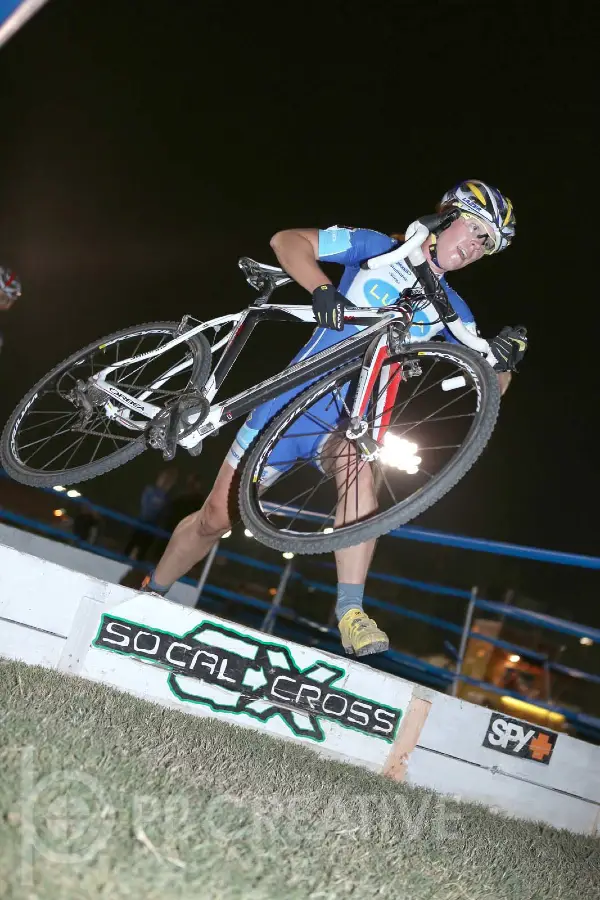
top-left (335, 583), bottom-right (365, 622)
top-left (144, 572), bottom-right (171, 595)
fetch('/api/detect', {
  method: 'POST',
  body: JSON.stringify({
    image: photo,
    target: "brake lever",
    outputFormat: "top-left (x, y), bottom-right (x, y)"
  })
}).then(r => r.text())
top-left (417, 208), bottom-right (460, 235)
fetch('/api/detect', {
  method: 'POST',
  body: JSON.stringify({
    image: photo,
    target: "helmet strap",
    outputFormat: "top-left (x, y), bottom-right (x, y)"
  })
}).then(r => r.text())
top-left (428, 233), bottom-right (442, 268)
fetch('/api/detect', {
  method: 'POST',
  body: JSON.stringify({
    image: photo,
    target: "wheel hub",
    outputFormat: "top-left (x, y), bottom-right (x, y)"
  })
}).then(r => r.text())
top-left (345, 418), bottom-right (368, 441)
top-left (345, 418), bottom-right (381, 462)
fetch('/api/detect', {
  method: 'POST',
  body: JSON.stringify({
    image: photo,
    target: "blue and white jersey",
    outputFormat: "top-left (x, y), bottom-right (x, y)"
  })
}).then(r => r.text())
top-left (318, 226), bottom-right (478, 343)
top-left (226, 224), bottom-right (479, 475)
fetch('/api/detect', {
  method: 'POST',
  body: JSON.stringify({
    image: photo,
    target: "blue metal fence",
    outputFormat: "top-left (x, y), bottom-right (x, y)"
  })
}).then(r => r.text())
top-left (1, 468), bottom-right (598, 742)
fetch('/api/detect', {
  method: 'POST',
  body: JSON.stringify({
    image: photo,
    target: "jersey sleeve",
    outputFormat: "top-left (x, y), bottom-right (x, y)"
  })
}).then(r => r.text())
top-left (440, 279), bottom-right (479, 344)
top-left (317, 227), bottom-right (396, 267)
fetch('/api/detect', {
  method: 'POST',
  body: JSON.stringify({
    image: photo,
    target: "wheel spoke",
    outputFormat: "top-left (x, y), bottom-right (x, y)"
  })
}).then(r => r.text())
top-left (368, 366), bottom-right (401, 409)
top-left (322, 455), bottom-right (367, 528)
top-left (23, 409), bottom-right (75, 416)
top-left (18, 416), bottom-right (79, 454)
top-left (396, 388), bottom-right (474, 439)
top-left (130, 335), bottom-right (145, 362)
top-left (328, 448), bottom-right (370, 527)
top-left (265, 472), bottom-right (331, 526)
top-left (281, 472), bottom-right (331, 531)
top-left (370, 356), bottom-right (438, 428)
top-left (302, 410), bottom-right (341, 436)
top-left (416, 443), bottom-right (461, 452)
top-left (88, 431), bottom-right (105, 464)
top-left (362, 359), bottom-right (466, 431)
top-left (384, 411), bottom-right (475, 429)
top-left (354, 444), bottom-right (359, 524)
top-left (17, 411), bottom-right (76, 434)
top-left (260, 462), bottom-right (326, 510)
top-left (62, 434), bottom-right (87, 470)
top-left (329, 385), bottom-right (353, 420)
top-left (372, 458), bottom-right (400, 507)
top-left (341, 442), bottom-right (352, 524)
top-left (126, 335), bottom-right (172, 388)
top-left (390, 364), bottom-right (465, 427)
top-left (97, 417), bottom-right (123, 452)
top-left (40, 434), bottom-right (88, 471)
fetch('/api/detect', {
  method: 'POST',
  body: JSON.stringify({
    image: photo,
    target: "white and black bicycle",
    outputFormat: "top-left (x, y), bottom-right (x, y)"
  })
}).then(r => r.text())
top-left (1, 215), bottom-right (502, 554)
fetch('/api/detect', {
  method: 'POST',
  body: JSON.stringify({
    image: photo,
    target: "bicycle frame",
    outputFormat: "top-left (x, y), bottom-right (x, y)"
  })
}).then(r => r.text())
top-left (89, 213), bottom-right (497, 455)
top-left (91, 303), bottom-right (402, 451)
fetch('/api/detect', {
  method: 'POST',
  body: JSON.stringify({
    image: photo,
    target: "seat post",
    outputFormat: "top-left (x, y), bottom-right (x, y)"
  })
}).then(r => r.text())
top-left (239, 256), bottom-right (293, 303)
top-left (253, 281), bottom-right (276, 305)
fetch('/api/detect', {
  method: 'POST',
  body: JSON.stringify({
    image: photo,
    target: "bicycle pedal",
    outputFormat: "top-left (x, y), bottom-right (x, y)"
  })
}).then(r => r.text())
top-left (162, 442), bottom-right (177, 462)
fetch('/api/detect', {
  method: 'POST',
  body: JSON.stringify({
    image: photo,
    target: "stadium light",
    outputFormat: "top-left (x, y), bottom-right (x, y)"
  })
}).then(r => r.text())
top-left (323, 527), bottom-right (334, 534)
top-left (282, 552), bottom-right (294, 560)
top-left (508, 654), bottom-right (521, 663)
top-left (66, 489), bottom-right (81, 498)
top-left (52, 485), bottom-right (66, 492)
top-left (380, 434), bottom-right (421, 473)
top-left (244, 529), bottom-right (253, 538)
top-left (580, 637), bottom-right (593, 647)
top-left (222, 530), bottom-right (232, 539)
top-left (53, 509), bottom-right (66, 518)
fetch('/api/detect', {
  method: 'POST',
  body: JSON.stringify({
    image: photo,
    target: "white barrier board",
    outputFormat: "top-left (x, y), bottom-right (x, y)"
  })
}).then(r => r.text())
top-left (1, 541), bottom-right (599, 836)
top-left (82, 593), bottom-right (414, 771)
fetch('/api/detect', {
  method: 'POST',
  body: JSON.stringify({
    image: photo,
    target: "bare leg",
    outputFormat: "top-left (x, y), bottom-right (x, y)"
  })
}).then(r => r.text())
top-left (325, 437), bottom-right (388, 655)
top-left (325, 438), bottom-right (379, 584)
top-left (153, 459), bottom-right (236, 586)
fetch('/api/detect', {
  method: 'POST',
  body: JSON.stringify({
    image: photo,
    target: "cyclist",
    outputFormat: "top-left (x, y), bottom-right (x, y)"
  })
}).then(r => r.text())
top-left (141, 180), bottom-right (527, 657)
top-left (0, 266), bottom-right (22, 355)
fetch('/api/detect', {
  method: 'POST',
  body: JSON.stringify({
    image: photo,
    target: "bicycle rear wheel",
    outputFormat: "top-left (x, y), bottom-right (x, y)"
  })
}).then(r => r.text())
top-left (1, 322), bottom-right (211, 487)
top-left (238, 341), bottom-right (501, 554)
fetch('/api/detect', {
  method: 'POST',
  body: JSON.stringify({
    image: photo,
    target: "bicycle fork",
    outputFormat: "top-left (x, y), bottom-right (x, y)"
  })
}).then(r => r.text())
top-left (346, 332), bottom-right (402, 460)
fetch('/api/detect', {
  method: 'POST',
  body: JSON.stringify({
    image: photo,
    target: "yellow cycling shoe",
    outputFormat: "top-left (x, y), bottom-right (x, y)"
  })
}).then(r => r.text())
top-left (338, 609), bottom-right (389, 657)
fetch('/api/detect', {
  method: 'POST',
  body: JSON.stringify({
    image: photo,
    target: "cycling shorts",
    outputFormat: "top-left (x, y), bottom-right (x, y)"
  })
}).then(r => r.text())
top-left (225, 323), bottom-right (358, 485)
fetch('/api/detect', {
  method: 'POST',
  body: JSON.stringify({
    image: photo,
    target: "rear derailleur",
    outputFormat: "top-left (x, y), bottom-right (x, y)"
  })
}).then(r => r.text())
top-left (147, 392), bottom-right (209, 461)
top-left (66, 380), bottom-right (131, 437)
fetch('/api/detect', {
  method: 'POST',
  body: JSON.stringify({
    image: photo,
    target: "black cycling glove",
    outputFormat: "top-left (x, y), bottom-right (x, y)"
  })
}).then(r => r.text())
top-left (312, 284), bottom-right (345, 331)
top-left (489, 325), bottom-right (528, 372)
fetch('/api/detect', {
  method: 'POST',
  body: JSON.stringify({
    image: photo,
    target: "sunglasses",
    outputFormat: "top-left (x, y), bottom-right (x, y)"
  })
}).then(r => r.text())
top-left (461, 214), bottom-right (496, 254)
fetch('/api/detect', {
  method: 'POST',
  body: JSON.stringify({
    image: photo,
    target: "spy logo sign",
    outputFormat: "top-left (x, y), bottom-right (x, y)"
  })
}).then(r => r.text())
top-left (483, 713), bottom-right (557, 764)
top-left (93, 615), bottom-right (402, 744)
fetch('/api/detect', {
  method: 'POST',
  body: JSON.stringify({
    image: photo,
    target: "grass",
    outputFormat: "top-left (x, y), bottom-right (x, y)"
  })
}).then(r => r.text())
top-left (0, 659), bottom-right (598, 900)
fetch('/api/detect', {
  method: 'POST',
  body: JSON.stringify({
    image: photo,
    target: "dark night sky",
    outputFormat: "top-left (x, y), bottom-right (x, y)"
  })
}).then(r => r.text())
top-left (0, 2), bottom-right (598, 621)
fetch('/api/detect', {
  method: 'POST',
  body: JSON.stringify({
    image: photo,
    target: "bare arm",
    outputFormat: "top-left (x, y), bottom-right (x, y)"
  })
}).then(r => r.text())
top-left (497, 371), bottom-right (512, 395)
top-left (270, 229), bottom-right (332, 294)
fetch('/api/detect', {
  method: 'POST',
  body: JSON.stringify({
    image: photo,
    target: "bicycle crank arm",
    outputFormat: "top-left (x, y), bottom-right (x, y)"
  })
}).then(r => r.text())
top-left (147, 394), bottom-right (210, 461)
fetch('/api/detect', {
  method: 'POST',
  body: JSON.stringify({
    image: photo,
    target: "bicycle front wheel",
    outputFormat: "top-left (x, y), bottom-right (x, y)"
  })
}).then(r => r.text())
top-left (238, 342), bottom-right (501, 554)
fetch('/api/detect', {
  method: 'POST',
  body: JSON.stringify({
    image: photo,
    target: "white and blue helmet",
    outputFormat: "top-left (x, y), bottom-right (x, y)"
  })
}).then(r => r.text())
top-left (440, 180), bottom-right (516, 253)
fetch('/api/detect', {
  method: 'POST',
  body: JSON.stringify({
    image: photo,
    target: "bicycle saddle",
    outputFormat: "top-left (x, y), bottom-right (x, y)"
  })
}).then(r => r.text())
top-left (238, 257), bottom-right (293, 292)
